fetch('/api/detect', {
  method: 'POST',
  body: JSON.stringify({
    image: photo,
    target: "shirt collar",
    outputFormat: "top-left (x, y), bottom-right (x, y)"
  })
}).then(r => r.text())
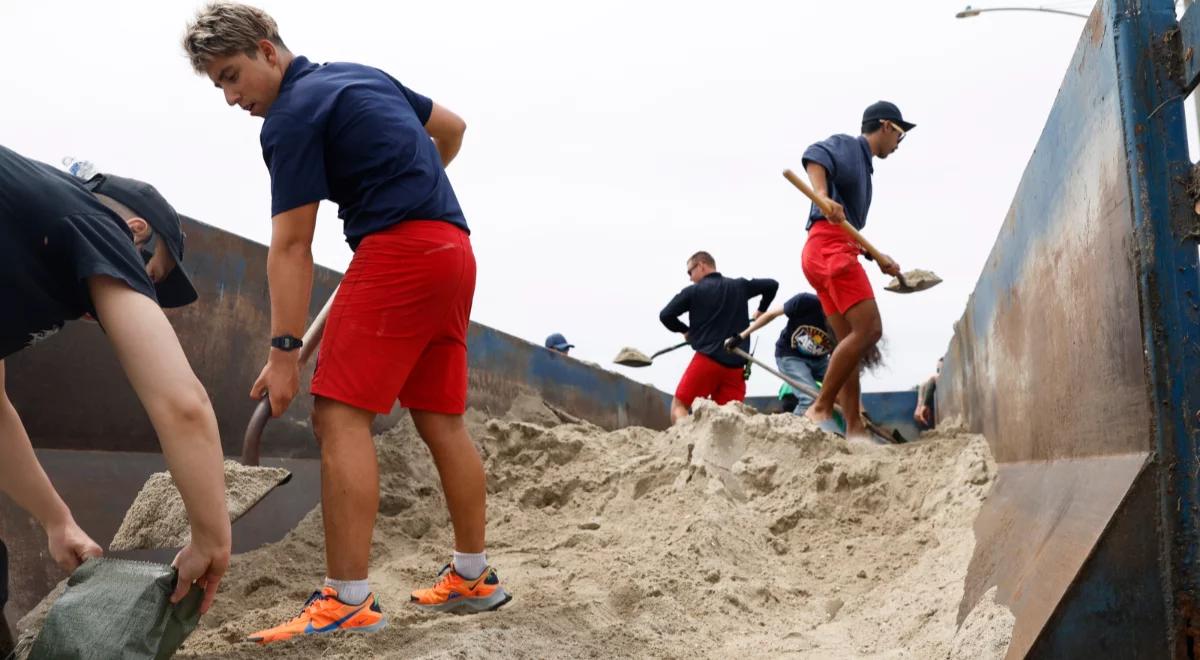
top-left (703, 272), bottom-right (722, 280)
top-left (279, 55), bottom-right (312, 93)
top-left (857, 135), bottom-right (875, 174)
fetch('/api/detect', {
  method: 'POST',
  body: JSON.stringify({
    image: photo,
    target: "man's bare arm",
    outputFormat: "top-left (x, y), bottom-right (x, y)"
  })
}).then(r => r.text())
top-left (425, 102), bottom-right (466, 167)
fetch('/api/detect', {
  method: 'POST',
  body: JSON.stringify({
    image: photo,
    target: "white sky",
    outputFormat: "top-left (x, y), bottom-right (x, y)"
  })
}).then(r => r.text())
top-left (2, 0), bottom-right (1119, 397)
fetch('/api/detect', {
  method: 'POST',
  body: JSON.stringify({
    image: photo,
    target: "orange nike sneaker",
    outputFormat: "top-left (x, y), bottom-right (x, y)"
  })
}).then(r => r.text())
top-left (409, 564), bottom-right (512, 613)
top-left (247, 587), bottom-right (385, 644)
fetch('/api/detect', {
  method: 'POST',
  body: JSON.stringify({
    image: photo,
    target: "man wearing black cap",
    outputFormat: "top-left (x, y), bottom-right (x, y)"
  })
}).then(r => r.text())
top-left (0, 144), bottom-right (231, 614)
top-left (798, 101), bottom-right (913, 441)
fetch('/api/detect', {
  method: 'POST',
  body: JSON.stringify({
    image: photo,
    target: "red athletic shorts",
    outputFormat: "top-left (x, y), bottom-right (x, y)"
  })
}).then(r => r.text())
top-left (674, 352), bottom-right (746, 408)
top-left (801, 220), bottom-right (874, 316)
top-left (311, 220), bottom-right (476, 415)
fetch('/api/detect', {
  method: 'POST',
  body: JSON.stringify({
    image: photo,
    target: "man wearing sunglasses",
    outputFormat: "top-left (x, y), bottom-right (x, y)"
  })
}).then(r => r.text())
top-left (797, 100), bottom-right (914, 441)
top-left (660, 251), bottom-right (778, 424)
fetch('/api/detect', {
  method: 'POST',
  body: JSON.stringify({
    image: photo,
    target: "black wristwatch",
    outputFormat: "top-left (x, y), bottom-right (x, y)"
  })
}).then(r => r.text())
top-left (270, 334), bottom-right (304, 352)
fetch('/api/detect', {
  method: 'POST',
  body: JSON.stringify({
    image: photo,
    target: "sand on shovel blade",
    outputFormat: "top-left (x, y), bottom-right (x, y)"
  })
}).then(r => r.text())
top-left (885, 268), bottom-right (943, 293)
top-left (613, 346), bottom-right (653, 366)
top-left (110, 460), bottom-right (291, 551)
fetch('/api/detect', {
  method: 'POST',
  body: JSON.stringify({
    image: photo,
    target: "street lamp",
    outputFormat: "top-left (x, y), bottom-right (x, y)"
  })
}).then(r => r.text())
top-left (956, 5), bottom-right (1090, 19)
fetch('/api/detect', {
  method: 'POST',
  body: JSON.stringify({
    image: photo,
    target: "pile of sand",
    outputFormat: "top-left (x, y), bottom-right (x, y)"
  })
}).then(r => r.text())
top-left (19, 399), bottom-right (1011, 659)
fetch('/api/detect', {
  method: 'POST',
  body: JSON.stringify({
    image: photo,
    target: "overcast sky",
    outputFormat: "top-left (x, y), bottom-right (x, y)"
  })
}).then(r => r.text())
top-left (3, 0), bottom-right (1127, 397)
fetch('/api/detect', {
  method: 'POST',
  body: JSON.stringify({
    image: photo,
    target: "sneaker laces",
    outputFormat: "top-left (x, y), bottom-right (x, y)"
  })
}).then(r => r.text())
top-left (281, 590), bottom-right (329, 625)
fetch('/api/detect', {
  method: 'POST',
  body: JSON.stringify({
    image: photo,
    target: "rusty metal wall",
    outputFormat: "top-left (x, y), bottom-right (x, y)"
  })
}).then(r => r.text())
top-left (939, 0), bottom-right (1200, 656)
top-left (4, 217), bottom-right (672, 462)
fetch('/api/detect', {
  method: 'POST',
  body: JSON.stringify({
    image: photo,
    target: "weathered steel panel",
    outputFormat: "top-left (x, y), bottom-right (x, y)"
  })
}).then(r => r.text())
top-left (941, 0), bottom-right (1200, 654)
top-left (5, 217), bottom-right (674, 461)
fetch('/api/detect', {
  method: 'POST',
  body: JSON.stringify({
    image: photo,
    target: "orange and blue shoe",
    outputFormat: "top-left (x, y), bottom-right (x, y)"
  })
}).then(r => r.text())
top-left (246, 587), bottom-right (385, 644)
top-left (409, 564), bottom-right (512, 613)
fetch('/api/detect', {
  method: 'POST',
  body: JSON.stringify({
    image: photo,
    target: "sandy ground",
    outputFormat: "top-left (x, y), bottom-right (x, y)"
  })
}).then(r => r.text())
top-left (19, 397), bottom-right (1011, 659)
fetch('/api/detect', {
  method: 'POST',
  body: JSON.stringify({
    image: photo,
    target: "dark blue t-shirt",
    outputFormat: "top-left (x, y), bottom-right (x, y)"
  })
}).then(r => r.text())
top-left (802, 134), bottom-right (873, 231)
top-left (775, 293), bottom-right (833, 360)
top-left (659, 273), bottom-right (779, 368)
top-left (0, 145), bottom-right (157, 359)
top-left (260, 56), bottom-right (468, 250)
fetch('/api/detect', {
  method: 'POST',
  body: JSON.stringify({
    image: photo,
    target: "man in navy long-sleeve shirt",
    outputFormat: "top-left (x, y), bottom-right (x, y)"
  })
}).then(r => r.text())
top-left (659, 251), bottom-right (778, 423)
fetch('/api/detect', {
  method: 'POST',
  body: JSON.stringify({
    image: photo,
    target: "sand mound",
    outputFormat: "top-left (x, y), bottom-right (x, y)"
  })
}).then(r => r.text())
top-left (111, 461), bottom-right (291, 551)
top-left (18, 400), bottom-right (1008, 658)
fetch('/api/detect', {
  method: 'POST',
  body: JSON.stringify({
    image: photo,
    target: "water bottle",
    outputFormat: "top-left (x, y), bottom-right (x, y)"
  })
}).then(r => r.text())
top-left (61, 156), bottom-right (96, 180)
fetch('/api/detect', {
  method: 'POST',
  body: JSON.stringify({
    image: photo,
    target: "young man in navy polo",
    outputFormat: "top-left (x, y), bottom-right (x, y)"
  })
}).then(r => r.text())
top-left (798, 101), bottom-right (912, 441)
top-left (732, 292), bottom-right (833, 415)
top-left (184, 2), bottom-right (509, 643)
top-left (0, 146), bottom-right (232, 615)
top-left (659, 251), bottom-right (778, 423)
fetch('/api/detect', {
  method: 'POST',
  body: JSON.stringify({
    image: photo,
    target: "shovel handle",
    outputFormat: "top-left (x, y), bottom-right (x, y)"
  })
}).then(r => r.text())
top-left (650, 341), bottom-right (690, 360)
top-left (240, 285), bottom-right (340, 466)
top-left (730, 346), bottom-right (898, 444)
top-left (782, 169), bottom-right (904, 285)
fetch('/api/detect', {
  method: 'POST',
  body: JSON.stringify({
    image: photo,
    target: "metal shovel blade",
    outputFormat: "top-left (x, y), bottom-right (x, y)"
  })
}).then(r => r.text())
top-left (885, 269), bottom-right (943, 294)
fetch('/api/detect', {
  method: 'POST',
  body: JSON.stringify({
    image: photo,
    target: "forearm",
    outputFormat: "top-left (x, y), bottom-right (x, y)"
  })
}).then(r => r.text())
top-left (267, 239), bottom-right (314, 341)
top-left (0, 394), bottom-right (72, 530)
top-left (742, 308), bottom-right (784, 338)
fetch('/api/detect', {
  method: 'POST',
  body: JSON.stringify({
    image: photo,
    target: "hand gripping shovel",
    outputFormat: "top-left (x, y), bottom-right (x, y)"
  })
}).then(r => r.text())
top-left (728, 346), bottom-right (906, 445)
top-left (613, 341), bottom-right (689, 367)
top-left (782, 169), bottom-right (942, 294)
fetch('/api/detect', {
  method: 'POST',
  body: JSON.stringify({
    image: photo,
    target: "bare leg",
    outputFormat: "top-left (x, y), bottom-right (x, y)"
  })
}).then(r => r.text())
top-left (805, 299), bottom-right (882, 427)
top-left (669, 397), bottom-right (690, 425)
top-left (410, 410), bottom-right (485, 553)
top-left (312, 396), bottom-right (378, 580)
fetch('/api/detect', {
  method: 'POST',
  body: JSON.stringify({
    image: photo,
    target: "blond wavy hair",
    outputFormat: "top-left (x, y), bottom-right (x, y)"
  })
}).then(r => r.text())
top-left (182, 2), bottom-right (287, 73)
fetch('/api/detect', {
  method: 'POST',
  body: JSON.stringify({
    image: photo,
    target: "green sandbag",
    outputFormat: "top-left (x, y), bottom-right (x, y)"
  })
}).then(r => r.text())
top-left (28, 558), bottom-right (201, 660)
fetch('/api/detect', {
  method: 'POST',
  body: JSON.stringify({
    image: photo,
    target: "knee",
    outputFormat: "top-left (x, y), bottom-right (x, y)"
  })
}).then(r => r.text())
top-left (311, 401), bottom-right (336, 445)
top-left (162, 378), bottom-right (213, 429)
top-left (859, 319), bottom-right (883, 346)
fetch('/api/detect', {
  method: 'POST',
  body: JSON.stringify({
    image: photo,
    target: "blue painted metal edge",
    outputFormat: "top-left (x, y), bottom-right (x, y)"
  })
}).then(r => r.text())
top-left (1115, 0), bottom-right (1200, 646)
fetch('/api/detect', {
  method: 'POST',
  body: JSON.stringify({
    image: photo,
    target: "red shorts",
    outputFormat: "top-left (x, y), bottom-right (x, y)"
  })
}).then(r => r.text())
top-left (311, 221), bottom-right (476, 415)
top-left (801, 220), bottom-right (874, 316)
top-left (674, 353), bottom-right (746, 408)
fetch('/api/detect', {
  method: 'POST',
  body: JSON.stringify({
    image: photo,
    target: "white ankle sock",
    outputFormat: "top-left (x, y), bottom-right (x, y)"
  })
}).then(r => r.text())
top-left (324, 577), bottom-right (370, 605)
top-left (453, 551), bottom-right (487, 580)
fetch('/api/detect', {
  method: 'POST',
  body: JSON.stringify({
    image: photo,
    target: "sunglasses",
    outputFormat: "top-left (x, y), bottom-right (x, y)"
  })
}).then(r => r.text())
top-left (885, 120), bottom-right (907, 143)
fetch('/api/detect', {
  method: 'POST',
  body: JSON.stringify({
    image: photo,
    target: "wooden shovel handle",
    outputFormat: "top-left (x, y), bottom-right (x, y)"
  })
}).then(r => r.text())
top-left (782, 169), bottom-right (889, 265)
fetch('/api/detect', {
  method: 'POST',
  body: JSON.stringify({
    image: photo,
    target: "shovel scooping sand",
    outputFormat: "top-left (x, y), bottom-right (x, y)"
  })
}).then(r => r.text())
top-left (613, 340), bottom-right (689, 367)
top-left (782, 169), bottom-right (943, 294)
top-left (111, 460), bottom-right (292, 550)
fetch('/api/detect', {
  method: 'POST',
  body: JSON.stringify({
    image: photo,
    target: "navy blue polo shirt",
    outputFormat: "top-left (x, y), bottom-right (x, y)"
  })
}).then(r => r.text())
top-left (659, 273), bottom-right (779, 368)
top-left (775, 293), bottom-right (832, 360)
top-left (260, 56), bottom-right (468, 250)
top-left (802, 134), bottom-right (873, 231)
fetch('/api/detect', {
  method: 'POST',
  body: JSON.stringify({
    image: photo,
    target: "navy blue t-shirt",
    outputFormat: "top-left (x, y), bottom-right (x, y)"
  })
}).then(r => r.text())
top-left (802, 134), bottom-right (873, 231)
top-left (260, 56), bottom-right (468, 250)
top-left (0, 145), bottom-right (157, 360)
top-left (775, 293), bottom-right (833, 360)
